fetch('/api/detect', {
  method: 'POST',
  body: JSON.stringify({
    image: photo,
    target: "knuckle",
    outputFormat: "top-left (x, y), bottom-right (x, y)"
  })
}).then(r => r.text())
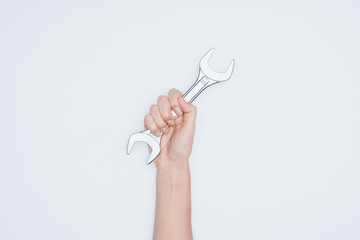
top-left (144, 114), bottom-right (152, 121)
top-left (149, 104), bottom-right (158, 113)
top-left (149, 125), bottom-right (158, 132)
top-left (170, 100), bottom-right (179, 107)
top-left (144, 114), bottom-right (151, 128)
top-left (157, 120), bottom-right (167, 128)
top-left (168, 88), bottom-right (181, 96)
top-left (148, 126), bottom-right (158, 134)
top-left (168, 88), bottom-right (176, 94)
top-left (162, 112), bottom-right (171, 120)
top-left (169, 96), bottom-right (180, 106)
top-left (157, 95), bottom-right (167, 103)
top-left (158, 120), bottom-right (166, 127)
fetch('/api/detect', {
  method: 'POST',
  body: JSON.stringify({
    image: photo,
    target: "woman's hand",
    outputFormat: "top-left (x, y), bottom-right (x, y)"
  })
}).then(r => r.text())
top-left (144, 88), bottom-right (197, 170)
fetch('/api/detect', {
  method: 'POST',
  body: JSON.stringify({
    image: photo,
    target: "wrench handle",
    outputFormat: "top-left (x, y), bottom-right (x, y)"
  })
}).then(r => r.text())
top-left (183, 76), bottom-right (210, 103)
top-left (171, 76), bottom-right (212, 119)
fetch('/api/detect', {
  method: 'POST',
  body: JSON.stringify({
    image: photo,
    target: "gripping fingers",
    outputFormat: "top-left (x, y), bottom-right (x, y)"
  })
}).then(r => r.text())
top-left (145, 90), bottom-right (184, 137)
top-left (157, 95), bottom-right (175, 127)
top-left (168, 88), bottom-right (183, 116)
top-left (150, 104), bottom-right (169, 134)
top-left (144, 114), bottom-right (161, 137)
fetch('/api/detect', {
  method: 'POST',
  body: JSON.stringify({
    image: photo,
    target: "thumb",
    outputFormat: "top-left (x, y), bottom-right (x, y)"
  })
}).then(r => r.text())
top-left (178, 97), bottom-right (197, 124)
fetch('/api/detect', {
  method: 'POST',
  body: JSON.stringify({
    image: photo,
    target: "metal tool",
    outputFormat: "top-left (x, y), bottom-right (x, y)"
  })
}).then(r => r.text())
top-left (127, 48), bottom-right (235, 164)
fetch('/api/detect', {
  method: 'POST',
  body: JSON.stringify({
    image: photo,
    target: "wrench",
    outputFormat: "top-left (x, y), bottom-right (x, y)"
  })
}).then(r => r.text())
top-left (127, 48), bottom-right (235, 164)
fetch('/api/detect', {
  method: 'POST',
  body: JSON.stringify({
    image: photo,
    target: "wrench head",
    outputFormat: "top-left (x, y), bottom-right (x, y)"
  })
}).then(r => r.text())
top-left (200, 48), bottom-right (235, 82)
top-left (127, 131), bottom-right (160, 165)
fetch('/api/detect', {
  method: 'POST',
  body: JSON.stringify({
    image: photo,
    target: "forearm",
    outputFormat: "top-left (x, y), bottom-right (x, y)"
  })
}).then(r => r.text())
top-left (153, 160), bottom-right (193, 240)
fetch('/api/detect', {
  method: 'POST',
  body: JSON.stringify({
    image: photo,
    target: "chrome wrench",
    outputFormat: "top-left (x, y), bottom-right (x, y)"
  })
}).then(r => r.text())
top-left (127, 48), bottom-right (235, 164)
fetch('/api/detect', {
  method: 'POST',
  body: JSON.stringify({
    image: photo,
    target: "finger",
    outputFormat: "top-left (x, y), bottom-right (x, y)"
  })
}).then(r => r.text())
top-left (150, 104), bottom-right (169, 134)
top-left (144, 114), bottom-right (161, 137)
top-left (157, 95), bottom-right (175, 127)
top-left (178, 97), bottom-right (197, 125)
top-left (168, 88), bottom-right (183, 116)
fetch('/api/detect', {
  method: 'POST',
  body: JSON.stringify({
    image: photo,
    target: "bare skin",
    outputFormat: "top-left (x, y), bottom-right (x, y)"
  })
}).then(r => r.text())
top-left (144, 88), bottom-right (196, 240)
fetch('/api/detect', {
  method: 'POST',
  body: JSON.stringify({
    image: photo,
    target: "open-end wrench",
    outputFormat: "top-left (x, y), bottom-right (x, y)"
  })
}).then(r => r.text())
top-left (127, 48), bottom-right (235, 164)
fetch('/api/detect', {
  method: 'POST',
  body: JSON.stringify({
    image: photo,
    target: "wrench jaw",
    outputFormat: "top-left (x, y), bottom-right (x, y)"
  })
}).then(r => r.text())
top-left (181, 49), bottom-right (235, 103)
top-left (127, 130), bottom-right (161, 165)
top-left (146, 150), bottom-right (160, 165)
top-left (200, 48), bottom-right (235, 82)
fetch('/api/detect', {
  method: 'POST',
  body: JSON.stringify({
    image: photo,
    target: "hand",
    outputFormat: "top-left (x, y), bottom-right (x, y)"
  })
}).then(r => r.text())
top-left (144, 88), bottom-right (197, 169)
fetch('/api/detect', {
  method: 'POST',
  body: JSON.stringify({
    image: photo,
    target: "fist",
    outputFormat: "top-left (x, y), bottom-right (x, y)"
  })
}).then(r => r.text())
top-left (144, 88), bottom-right (197, 169)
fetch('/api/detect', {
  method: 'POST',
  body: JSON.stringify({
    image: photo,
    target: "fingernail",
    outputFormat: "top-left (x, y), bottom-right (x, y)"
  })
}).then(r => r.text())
top-left (161, 127), bottom-right (167, 134)
top-left (167, 120), bottom-right (174, 126)
top-left (175, 107), bottom-right (182, 115)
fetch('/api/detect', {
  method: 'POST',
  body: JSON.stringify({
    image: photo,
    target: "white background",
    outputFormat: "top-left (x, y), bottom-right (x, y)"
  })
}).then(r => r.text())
top-left (1, 0), bottom-right (359, 239)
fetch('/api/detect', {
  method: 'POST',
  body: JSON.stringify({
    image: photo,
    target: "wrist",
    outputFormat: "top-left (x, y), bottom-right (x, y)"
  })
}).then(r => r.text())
top-left (156, 164), bottom-right (190, 183)
top-left (155, 156), bottom-right (190, 173)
